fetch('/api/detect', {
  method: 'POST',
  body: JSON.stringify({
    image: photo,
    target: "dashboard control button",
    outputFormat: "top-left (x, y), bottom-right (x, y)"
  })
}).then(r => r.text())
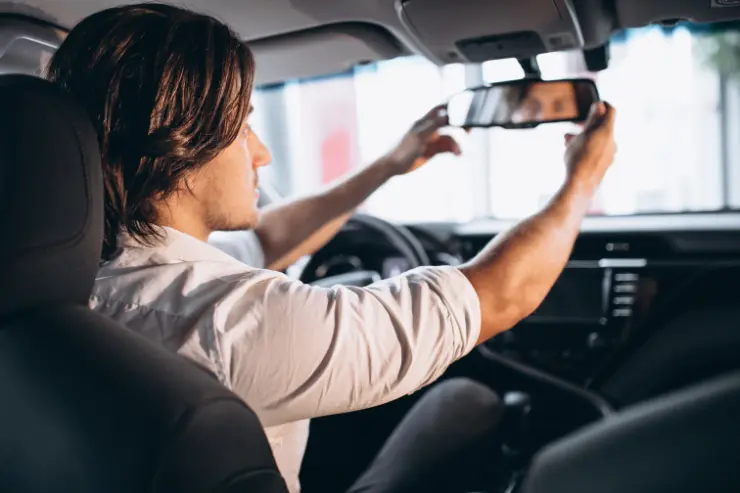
top-left (613, 296), bottom-right (635, 305)
top-left (614, 272), bottom-right (639, 282)
top-left (614, 283), bottom-right (637, 293)
top-left (587, 332), bottom-right (607, 349)
top-left (613, 307), bottom-right (633, 317)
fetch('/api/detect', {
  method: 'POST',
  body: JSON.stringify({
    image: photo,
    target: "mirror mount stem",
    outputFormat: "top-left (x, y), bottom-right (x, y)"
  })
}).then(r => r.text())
top-left (517, 56), bottom-right (541, 79)
top-left (582, 42), bottom-right (611, 72)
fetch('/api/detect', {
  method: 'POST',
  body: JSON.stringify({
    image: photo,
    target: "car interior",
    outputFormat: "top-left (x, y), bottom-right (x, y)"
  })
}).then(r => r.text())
top-left (1, 1), bottom-right (740, 492)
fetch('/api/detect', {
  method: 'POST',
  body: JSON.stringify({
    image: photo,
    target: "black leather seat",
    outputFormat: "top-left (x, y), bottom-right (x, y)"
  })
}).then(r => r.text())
top-left (521, 369), bottom-right (740, 493)
top-left (595, 265), bottom-right (740, 406)
top-left (0, 74), bottom-right (288, 493)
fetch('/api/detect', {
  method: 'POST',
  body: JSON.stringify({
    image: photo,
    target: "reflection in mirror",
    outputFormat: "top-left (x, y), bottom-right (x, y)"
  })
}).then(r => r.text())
top-left (508, 81), bottom-right (580, 123)
top-left (447, 79), bottom-right (598, 129)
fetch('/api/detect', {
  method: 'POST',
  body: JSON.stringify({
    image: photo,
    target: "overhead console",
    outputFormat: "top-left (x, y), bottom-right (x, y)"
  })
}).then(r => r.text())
top-left (617, 0), bottom-right (740, 29)
top-left (397, 0), bottom-right (585, 64)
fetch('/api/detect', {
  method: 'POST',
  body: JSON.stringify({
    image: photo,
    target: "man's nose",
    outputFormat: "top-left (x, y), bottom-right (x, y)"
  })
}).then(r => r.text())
top-left (249, 132), bottom-right (272, 168)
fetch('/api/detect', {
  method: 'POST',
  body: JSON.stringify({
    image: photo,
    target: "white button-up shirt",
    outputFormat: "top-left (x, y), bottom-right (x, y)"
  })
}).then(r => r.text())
top-left (89, 226), bottom-right (481, 493)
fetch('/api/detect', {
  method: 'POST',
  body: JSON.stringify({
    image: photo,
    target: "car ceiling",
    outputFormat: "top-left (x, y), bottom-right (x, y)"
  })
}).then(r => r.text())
top-left (5, 0), bottom-right (740, 84)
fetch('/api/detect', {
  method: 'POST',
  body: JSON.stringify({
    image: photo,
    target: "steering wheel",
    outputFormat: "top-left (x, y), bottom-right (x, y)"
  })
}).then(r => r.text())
top-left (299, 213), bottom-right (429, 287)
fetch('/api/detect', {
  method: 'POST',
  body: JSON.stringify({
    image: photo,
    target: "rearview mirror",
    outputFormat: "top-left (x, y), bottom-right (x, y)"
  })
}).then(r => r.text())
top-left (447, 78), bottom-right (599, 129)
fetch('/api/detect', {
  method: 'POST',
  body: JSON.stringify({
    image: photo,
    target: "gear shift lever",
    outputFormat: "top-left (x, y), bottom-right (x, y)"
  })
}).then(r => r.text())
top-left (501, 391), bottom-right (532, 462)
top-left (492, 392), bottom-right (533, 493)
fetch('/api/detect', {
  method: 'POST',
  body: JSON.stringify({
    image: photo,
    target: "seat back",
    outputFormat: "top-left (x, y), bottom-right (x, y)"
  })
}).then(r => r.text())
top-left (595, 265), bottom-right (740, 406)
top-left (522, 370), bottom-right (740, 493)
top-left (0, 74), bottom-right (288, 493)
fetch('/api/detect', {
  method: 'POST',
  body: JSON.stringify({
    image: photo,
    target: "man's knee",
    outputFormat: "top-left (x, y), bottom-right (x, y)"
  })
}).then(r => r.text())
top-left (429, 378), bottom-right (504, 436)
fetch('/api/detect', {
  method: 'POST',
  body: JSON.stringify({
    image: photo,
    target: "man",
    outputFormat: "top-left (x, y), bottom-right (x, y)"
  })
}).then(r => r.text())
top-left (47, 3), bottom-right (616, 492)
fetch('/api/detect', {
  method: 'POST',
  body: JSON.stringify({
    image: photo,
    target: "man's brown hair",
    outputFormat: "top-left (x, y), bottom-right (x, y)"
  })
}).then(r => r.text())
top-left (47, 3), bottom-right (255, 259)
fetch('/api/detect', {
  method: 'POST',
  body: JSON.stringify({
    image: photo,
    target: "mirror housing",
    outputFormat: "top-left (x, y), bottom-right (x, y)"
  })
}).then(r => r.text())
top-left (447, 78), bottom-right (600, 130)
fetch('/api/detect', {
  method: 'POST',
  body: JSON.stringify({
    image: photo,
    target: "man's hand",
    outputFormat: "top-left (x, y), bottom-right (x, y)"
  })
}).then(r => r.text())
top-left (461, 100), bottom-right (617, 344)
top-left (563, 102), bottom-right (617, 192)
top-left (384, 104), bottom-right (462, 175)
top-left (252, 104), bottom-right (463, 270)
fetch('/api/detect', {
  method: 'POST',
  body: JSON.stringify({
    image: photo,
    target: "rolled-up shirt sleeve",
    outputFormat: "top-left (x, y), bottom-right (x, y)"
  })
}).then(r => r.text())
top-left (220, 265), bottom-right (481, 426)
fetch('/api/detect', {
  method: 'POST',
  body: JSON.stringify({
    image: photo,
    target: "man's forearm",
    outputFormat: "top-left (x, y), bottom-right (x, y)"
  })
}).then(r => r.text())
top-left (255, 158), bottom-right (397, 270)
top-left (460, 179), bottom-right (596, 344)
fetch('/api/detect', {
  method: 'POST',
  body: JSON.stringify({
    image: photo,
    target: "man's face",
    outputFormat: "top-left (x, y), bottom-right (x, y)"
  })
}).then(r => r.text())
top-left (190, 118), bottom-right (272, 232)
top-left (512, 82), bottom-right (579, 123)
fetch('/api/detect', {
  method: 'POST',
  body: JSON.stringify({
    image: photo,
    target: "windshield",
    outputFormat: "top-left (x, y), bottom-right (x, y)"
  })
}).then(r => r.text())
top-left (251, 24), bottom-right (740, 223)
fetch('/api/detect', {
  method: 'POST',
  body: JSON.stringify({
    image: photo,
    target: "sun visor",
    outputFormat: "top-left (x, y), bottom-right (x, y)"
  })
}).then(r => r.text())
top-left (250, 23), bottom-right (405, 85)
top-left (398, 0), bottom-right (585, 64)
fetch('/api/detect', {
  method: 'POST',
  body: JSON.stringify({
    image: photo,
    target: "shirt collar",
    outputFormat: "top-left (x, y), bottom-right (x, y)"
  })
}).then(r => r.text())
top-left (117, 226), bottom-right (241, 264)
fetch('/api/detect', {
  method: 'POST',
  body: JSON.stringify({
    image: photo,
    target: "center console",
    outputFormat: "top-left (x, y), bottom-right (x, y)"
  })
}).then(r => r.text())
top-left (486, 258), bottom-right (647, 383)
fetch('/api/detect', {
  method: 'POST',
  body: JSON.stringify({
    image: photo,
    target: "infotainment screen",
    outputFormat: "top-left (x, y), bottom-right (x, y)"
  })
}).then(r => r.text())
top-left (528, 267), bottom-right (608, 323)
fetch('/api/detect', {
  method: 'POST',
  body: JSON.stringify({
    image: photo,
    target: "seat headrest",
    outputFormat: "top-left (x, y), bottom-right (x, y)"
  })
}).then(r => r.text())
top-left (0, 75), bottom-right (103, 319)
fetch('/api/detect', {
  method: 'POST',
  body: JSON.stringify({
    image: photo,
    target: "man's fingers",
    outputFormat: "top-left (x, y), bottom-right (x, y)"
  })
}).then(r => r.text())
top-left (583, 101), bottom-right (605, 128)
top-left (414, 104), bottom-right (449, 137)
top-left (601, 101), bottom-right (616, 130)
top-left (427, 134), bottom-right (461, 156)
top-left (583, 101), bottom-right (616, 134)
top-left (440, 135), bottom-right (462, 156)
top-left (421, 103), bottom-right (448, 121)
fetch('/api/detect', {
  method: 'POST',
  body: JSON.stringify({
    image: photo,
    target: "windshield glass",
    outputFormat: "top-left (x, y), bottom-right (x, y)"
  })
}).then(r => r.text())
top-left (251, 24), bottom-right (740, 222)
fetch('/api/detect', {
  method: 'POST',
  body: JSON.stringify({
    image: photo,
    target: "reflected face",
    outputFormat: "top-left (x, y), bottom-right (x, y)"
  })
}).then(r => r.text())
top-left (512, 82), bottom-right (579, 123)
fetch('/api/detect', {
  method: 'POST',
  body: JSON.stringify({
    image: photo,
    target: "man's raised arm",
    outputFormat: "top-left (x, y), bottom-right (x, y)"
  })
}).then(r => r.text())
top-left (252, 106), bottom-right (459, 271)
top-left (460, 102), bottom-right (617, 344)
top-left (228, 103), bottom-right (616, 424)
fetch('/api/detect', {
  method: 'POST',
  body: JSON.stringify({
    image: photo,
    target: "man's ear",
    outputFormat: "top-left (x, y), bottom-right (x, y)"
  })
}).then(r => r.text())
top-left (179, 174), bottom-right (199, 197)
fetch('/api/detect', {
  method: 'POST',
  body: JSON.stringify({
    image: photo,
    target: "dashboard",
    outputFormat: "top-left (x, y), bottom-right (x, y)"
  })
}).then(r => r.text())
top-left (304, 212), bottom-right (740, 386)
top-left (433, 215), bottom-right (740, 384)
